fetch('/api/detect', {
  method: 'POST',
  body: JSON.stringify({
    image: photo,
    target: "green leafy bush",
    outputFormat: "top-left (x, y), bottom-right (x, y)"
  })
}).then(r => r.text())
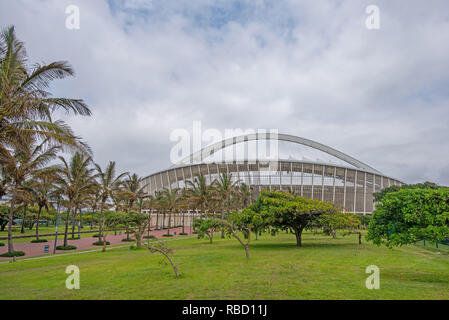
top-left (31, 239), bottom-right (48, 243)
top-left (0, 242), bottom-right (4, 247)
top-left (0, 251), bottom-right (25, 257)
top-left (179, 233), bottom-right (188, 236)
top-left (56, 245), bottom-right (77, 251)
top-left (163, 234), bottom-right (174, 237)
top-left (144, 235), bottom-right (156, 239)
top-left (93, 241), bottom-right (110, 246)
top-left (121, 238), bottom-right (136, 242)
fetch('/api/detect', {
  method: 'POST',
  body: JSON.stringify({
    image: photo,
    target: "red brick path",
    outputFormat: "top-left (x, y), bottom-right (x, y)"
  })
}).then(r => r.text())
top-left (0, 227), bottom-right (192, 260)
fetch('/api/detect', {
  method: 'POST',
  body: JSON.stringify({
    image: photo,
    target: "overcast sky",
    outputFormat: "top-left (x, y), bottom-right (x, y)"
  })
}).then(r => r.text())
top-left (1, 0), bottom-right (448, 185)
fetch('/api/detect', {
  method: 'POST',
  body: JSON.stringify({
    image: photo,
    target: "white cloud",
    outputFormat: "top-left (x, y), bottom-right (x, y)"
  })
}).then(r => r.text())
top-left (1, 0), bottom-right (449, 184)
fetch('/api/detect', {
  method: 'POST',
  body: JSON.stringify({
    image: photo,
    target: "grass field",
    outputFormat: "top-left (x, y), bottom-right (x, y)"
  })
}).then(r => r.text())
top-left (1, 231), bottom-right (449, 300)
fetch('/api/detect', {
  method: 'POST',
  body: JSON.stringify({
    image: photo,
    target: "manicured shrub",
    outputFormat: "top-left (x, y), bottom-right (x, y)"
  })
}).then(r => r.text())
top-left (31, 239), bottom-right (48, 243)
top-left (0, 242), bottom-right (4, 247)
top-left (163, 234), bottom-right (174, 238)
top-left (0, 251), bottom-right (25, 257)
top-left (144, 235), bottom-right (156, 239)
top-left (179, 233), bottom-right (188, 236)
top-left (121, 238), bottom-right (136, 242)
top-left (93, 241), bottom-right (110, 246)
top-left (56, 245), bottom-right (77, 251)
top-left (93, 234), bottom-right (100, 238)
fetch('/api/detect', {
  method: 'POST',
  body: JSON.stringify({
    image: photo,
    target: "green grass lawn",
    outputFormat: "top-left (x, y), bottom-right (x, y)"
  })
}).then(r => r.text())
top-left (1, 231), bottom-right (449, 300)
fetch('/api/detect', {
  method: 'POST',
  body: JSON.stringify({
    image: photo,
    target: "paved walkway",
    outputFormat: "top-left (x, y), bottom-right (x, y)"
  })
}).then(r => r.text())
top-left (0, 227), bottom-right (192, 260)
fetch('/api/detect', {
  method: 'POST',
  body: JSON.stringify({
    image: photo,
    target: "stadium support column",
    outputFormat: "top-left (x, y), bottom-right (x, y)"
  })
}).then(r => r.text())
top-left (301, 163), bottom-right (304, 197)
top-left (182, 167), bottom-right (186, 188)
top-left (321, 165), bottom-right (325, 201)
top-left (167, 171), bottom-right (172, 191)
top-left (363, 172), bottom-right (367, 215)
top-left (343, 168), bottom-right (347, 211)
top-left (207, 163), bottom-right (211, 185)
top-left (332, 166), bottom-right (336, 203)
top-left (354, 170), bottom-right (358, 214)
top-left (311, 163), bottom-right (315, 200)
top-left (290, 162), bottom-right (293, 192)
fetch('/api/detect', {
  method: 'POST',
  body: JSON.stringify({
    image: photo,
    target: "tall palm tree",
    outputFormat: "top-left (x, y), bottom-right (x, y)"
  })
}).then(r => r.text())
top-left (56, 152), bottom-right (96, 248)
top-left (185, 174), bottom-right (211, 219)
top-left (0, 135), bottom-right (60, 254)
top-left (161, 188), bottom-right (183, 236)
top-left (95, 161), bottom-right (128, 243)
top-left (121, 173), bottom-right (148, 212)
top-left (0, 26), bottom-right (91, 152)
top-left (238, 183), bottom-right (253, 209)
top-left (29, 171), bottom-right (58, 241)
top-left (213, 172), bottom-right (239, 238)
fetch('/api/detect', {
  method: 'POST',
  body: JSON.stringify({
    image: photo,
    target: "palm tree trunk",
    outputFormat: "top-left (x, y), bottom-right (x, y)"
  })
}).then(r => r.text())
top-left (63, 203), bottom-right (73, 247)
top-left (21, 206), bottom-right (27, 234)
top-left (182, 212), bottom-right (185, 234)
top-left (7, 185), bottom-right (18, 254)
top-left (71, 206), bottom-right (78, 239)
top-left (36, 206), bottom-right (43, 241)
top-left (167, 212), bottom-right (171, 236)
top-left (156, 211), bottom-right (159, 230)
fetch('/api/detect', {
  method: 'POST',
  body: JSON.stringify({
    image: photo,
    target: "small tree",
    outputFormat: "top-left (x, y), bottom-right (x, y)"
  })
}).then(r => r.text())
top-left (367, 188), bottom-right (449, 248)
top-left (144, 241), bottom-right (179, 277)
top-left (220, 210), bottom-right (258, 260)
top-left (315, 211), bottom-right (362, 244)
top-left (251, 191), bottom-right (337, 247)
top-left (128, 211), bottom-right (149, 247)
top-left (99, 211), bottom-right (123, 252)
top-left (193, 218), bottom-right (221, 244)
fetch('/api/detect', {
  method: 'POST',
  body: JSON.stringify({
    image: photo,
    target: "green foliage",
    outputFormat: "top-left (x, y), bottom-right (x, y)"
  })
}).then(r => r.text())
top-left (367, 188), bottom-right (449, 247)
top-left (250, 191), bottom-right (340, 246)
top-left (93, 241), bottom-right (110, 246)
top-left (56, 245), bottom-right (77, 251)
top-left (30, 239), bottom-right (48, 243)
top-left (374, 181), bottom-right (440, 202)
top-left (0, 251), bottom-right (25, 257)
top-left (193, 218), bottom-right (222, 243)
top-left (121, 238), bottom-right (136, 242)
top-left (0, 242), bottom-right (5, 246)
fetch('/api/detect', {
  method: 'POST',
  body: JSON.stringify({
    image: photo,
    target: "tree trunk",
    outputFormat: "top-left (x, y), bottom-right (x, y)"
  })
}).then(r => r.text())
top-left (156, 212), bottom-right (159, 230)
top-left (35, 206), bottom-right (43, 241)
top-left (7, 186), bottom-right (18, 254)
top-left (63, 204), bottom-right (72, 247)
top-left (294, 228), bottom-right (303, 247)
top-left (167, 212), bottom-right (171, 236)
top-left (71, 206), bottom-right (78, 239)
top-left (182, 212), bottom-right (185, 234)
top-left (21, 206), bottom-right (27, 234)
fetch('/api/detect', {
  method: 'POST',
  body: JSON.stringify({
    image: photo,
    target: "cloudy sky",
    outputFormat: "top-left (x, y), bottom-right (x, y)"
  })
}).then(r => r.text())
top-left (1, 0), bottom-right (448, 185)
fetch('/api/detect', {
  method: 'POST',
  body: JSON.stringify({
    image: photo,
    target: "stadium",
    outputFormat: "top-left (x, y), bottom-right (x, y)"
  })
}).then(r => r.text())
top-left (141, 133), bottom-right (403, 214)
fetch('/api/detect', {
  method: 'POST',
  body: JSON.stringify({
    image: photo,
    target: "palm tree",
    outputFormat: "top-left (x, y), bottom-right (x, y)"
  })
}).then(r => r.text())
top-left (238, 183), bottom-right (253, 209)
top-left (0, 135), bottom-right (60, 254)
top-left (121, 173), bottom-right (148, 212)
top-left (56, 152), bottom-right (96, 248)
top-left (95, 161), bottom-right (128, 243)
top-left (185, 174), bottom-right (211, 219)
top-left (161, 188), bottom-right (183, 236)
top-left (0, 26), bottom-right (91, 153)
top-left (29, 172), bottom-right (58, 242)
top-left (213, 172), bottom-right (239, 238)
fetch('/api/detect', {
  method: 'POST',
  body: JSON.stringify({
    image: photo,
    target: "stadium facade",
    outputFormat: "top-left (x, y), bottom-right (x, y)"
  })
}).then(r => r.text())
top-left (142, 133), bottom-right (403, 214)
